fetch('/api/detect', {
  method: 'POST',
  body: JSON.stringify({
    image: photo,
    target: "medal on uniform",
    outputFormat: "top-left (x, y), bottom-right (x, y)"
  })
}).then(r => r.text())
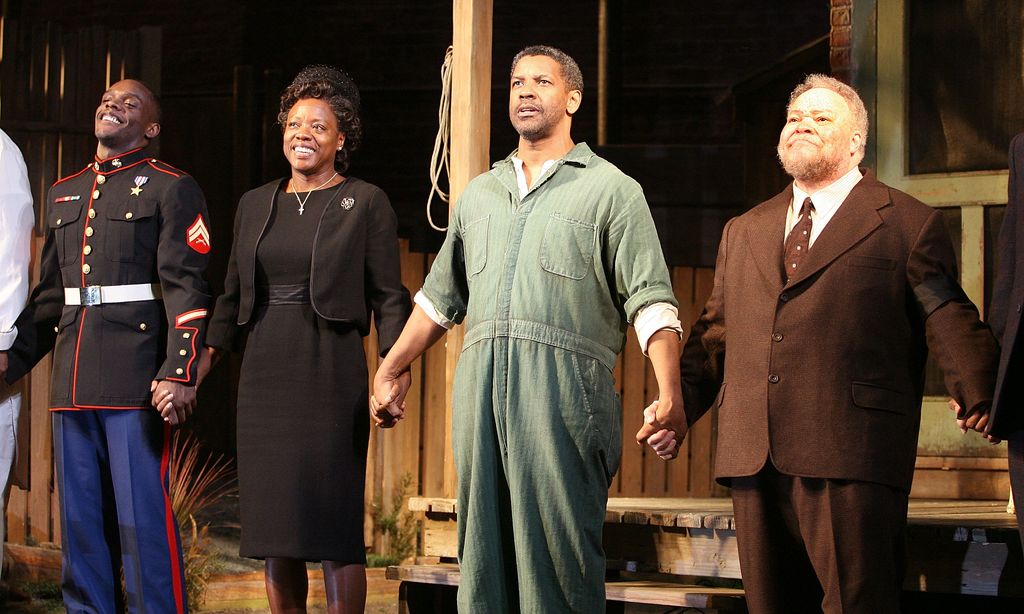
top-left (130, 175), bottom-right (149, 196)
top-left (54, 195), bottom-right (82, 203)
top-left (341, 196), bottom-right (355, 210)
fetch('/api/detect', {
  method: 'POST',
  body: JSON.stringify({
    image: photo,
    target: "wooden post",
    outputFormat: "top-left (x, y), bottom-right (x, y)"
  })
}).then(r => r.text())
top-left (445, 0), bottom-right (492, 498)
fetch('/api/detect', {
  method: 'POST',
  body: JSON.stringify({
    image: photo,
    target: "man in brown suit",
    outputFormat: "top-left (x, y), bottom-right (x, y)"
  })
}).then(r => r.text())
top-left (640, 75), bottom-right (999, 613)
top-left (986, 131), bottom-right (1024, 548)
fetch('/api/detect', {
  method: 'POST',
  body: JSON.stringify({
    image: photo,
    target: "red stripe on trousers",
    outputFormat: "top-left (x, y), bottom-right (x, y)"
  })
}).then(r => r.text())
top-left (160, 424), bottom-right (186, 613)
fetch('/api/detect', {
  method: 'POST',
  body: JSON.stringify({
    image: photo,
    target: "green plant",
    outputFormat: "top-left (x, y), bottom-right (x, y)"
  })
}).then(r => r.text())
top-left (168, 430), bottom-right (237, 610)
top-left (368, 472), bottom-right (421, 567)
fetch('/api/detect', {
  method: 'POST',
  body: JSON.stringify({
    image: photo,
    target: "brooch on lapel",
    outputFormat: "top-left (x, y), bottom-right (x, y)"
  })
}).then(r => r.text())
top-left (340, 196), bottom-right (355, 210)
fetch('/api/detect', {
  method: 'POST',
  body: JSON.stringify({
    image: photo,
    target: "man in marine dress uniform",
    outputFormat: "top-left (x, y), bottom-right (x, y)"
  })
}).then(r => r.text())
top-left (4, 79), bottom-right (211, 613)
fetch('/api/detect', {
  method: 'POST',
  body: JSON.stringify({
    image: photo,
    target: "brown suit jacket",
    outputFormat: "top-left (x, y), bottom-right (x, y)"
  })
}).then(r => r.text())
top-left (682, 170), bottom-right (997, 491)
top-left (989, 133), bottom-right (1024, 438)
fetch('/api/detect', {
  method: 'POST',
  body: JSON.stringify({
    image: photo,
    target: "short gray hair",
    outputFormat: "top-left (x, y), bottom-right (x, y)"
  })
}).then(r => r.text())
top-left (511, 45), bottom-right (584, 92)
top-left (788, 74), bottom-right (868, 159)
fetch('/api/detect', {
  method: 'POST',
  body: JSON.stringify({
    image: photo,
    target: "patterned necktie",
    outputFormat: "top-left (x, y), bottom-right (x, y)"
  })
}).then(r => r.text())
top-left (784, 197), bottom-right (814, 282)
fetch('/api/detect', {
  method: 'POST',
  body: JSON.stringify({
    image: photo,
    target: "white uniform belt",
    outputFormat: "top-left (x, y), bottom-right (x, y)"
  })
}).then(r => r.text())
top-left (64, 283), bottom-right (162, 306)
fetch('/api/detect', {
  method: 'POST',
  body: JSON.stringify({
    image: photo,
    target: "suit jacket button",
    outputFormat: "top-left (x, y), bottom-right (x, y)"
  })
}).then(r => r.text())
top-left (772, 332), bottom-right (784, 342)
top-left (780, 292), bottom-right (790, 302)
top-left (768, 374), bottom-right (780, 383)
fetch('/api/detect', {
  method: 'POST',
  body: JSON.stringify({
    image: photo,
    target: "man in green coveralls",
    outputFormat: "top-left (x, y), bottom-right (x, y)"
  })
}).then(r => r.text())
top-left (372, 46), bottom-right (686, 612)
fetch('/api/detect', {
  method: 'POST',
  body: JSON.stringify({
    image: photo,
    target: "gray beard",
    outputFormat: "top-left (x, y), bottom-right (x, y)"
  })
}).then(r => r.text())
top-left (515, 123), bottom-right (550, 142)
top-left (777, 146), bottom-right (842, 185)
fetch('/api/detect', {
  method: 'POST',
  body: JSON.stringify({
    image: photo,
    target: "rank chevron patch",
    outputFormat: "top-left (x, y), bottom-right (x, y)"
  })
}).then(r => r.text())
top-left (186, 215), bottom-right (211, 254)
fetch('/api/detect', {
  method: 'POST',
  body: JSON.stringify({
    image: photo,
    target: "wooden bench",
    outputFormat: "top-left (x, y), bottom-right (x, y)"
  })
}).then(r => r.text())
top-left (407, 497), bottom-right (1024, 599)
top-left (386, 563), bottom-right (747, 613)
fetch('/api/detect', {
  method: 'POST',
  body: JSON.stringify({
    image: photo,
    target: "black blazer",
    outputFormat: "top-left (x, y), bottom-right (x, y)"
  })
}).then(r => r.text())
top-left (990, 133), bottom-right (1024, 438)
top-left (206, 177), bottom-right (411, 355)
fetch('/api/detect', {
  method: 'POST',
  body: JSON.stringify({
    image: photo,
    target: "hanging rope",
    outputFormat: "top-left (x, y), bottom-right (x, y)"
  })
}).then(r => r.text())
top-left (426, 46), bottom-right (454, 232)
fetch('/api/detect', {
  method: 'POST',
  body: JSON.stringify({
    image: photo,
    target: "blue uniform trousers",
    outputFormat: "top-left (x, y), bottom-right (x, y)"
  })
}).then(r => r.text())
top-left (53, 409), bottom-right (187, 614)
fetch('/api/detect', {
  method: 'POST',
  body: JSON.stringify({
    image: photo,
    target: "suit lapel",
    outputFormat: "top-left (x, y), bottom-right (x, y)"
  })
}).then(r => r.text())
top-left (744, 187), bottom-right (791, 290)
top-left (784, 171), bottom-right (891, 288)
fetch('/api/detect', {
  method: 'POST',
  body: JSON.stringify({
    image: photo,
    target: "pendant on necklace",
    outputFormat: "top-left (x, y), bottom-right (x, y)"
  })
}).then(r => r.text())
top-left (293, 171), bottom-right (339, 215)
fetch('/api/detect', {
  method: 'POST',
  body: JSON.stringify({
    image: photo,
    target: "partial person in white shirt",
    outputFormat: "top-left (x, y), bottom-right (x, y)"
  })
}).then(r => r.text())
top-left (0, 128), bottom-right (34, 577)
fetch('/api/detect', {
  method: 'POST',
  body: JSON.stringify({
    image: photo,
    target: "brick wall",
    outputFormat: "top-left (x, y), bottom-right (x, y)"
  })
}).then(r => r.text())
top-left (830, 0), bottom-right (854, 82)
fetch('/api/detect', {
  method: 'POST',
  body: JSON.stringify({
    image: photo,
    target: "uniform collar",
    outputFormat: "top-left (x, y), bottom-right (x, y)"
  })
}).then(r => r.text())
top-left (493, 141), bottom-right (596, 170)
top-left (93, 146), bottom-right (150, 174)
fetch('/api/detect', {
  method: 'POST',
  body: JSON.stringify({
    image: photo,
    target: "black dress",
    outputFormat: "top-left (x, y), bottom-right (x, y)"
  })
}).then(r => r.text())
top-left (236, 184), bottom-right (369, 562)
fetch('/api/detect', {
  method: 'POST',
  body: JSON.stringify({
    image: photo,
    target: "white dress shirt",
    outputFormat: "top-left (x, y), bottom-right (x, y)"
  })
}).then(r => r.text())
top-left (416, 155), bottom-right (683, 354)
top-left (0, 129), bottom-right (34, 352)
top-left (786, 166), bottom-right (863, 246)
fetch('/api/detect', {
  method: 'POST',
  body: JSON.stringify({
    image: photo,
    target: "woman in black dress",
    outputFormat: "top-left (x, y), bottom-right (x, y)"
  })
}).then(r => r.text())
top-left (196, 65), bottom-right (410, 613)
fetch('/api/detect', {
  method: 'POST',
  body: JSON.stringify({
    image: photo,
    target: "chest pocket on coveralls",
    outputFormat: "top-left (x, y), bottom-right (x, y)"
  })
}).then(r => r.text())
top-left (106, 198), bottom-right (159, 262)
top-left (463, 215), bottom-right (489, 277)
top-left (48, 203), bottom-right (84, 266)
top-left (540, 213), bottom-right (596, 280)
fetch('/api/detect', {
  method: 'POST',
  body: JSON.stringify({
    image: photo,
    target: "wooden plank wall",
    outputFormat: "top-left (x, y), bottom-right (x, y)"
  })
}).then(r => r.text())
top-left (1, 18), bottom-right (154, 548)
top-left (363, 242), bottom-right (721, 549)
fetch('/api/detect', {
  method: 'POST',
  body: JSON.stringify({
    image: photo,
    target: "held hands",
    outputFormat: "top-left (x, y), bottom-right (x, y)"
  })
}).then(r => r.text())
top-left (948, 398), bottom-right (1000, 444)
top-left (370, 367), bottom-right (411, 428)
top-left (151, 379), bottom-right (197, 425)
top-left (635, 392), bottom-right (688, 460)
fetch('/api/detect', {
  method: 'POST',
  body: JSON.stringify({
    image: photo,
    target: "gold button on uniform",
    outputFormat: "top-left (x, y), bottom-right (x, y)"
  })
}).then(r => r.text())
top-left (85, 227), bottom-right (94, 237)
top-left (96, 175), bottom-right (106, 185)
top-left (175, 368), bottom-right (184, 375)
top-left (179, 349), bottom-right (187, 356)
top-left (88, 209), bottom-right (96, 219)
top-left (92, 190), bottom-right (101, 199)
top-left (182, 332), bottom-right (191, 339)
top-left (125, 211), bottom-right (133, 220)
top-left (83, 245), bottom-right (92, 255)
top-left (139, 323), bottom-right (148, 331)
top-left (82, 264), bottom-right (91, 274)
top-left (56, 218), bottom-right (62, 225)
top-left (54, 326), bottom-right (59, 333)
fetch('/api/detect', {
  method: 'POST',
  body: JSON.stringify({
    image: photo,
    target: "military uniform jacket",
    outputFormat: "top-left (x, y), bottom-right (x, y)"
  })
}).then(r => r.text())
top-left (5, 147), bottom-right (212, 409)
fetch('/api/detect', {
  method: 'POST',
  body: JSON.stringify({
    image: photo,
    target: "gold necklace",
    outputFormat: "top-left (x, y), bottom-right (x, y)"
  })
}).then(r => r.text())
top-left (291, 171), bottom-right (339, 215)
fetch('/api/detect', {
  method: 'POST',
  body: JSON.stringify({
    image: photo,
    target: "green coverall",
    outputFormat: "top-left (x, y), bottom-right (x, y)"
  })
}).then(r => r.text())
top-left (422, 143), bottom-right (676, 613)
